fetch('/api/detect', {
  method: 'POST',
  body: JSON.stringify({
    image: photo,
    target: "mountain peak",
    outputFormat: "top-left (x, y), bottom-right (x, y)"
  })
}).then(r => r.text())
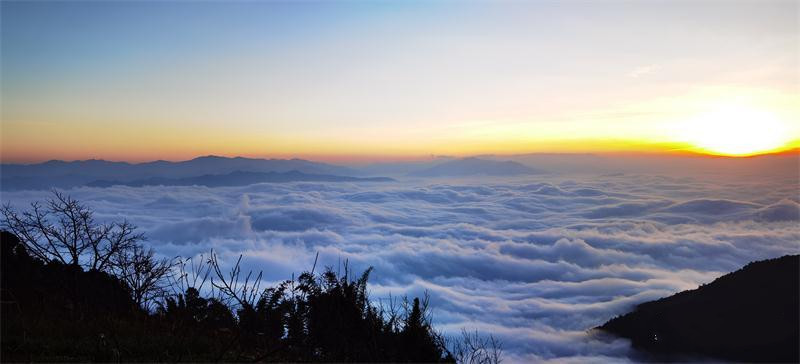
top-left (192, 155), bottom-right (227, 161)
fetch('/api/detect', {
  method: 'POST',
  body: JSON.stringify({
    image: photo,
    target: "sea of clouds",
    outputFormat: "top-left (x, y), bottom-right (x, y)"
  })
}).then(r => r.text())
top-left (2, 172), bottom-right (798, 362)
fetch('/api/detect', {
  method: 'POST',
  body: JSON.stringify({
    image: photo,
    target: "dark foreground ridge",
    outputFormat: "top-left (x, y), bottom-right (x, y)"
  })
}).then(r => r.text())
top-left (599, 254), bottom-right (800, 362)
top-left (0, 229), bottom-right (452, 362)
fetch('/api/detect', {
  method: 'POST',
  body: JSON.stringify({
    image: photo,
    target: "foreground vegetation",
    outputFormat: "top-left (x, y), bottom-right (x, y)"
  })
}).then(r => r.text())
top-left (1, 192), bottom-right (501, 362)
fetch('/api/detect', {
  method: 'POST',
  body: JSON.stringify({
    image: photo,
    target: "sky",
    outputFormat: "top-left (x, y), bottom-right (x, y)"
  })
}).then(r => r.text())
top-left (2, 0), bottom-right (799, 163)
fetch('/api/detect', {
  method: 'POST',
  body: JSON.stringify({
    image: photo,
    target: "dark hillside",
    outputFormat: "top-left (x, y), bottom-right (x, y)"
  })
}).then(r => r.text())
top-left (599, 255), bottom-right (799, 362)
top-left (0, 231), bottom-right (455, 362)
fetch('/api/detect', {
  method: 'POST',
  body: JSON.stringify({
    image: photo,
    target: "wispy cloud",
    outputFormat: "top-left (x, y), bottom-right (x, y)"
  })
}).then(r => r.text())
top-left (627, 64), bottom-right (660, 78)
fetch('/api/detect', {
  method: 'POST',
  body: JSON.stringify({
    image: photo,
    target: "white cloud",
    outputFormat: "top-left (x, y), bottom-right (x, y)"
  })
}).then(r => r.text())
top-left (2, 172), bottom-right (798, 361)
top-left (627, 64), bottom-right (660, 78)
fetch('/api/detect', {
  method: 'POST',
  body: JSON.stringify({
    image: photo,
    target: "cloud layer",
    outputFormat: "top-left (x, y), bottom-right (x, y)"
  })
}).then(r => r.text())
top-left (3, 173), bottom-right (798, 362)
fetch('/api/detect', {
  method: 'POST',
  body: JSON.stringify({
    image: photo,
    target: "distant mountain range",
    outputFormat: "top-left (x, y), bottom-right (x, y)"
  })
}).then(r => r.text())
top-left (0, 156), bottom-right (359, 190)
top-left (5, 151), bottom-right (796, 190)
top-left (87, 170), bottom-right (393, 188)
top-left (598, 254), bottom-right (799, 362)
top-left (356, 157), bottom-right (456, 177)
top-left (1, 156), bottom-right (544, 190)
top-left (481, 150), bottom-right (800, 177)
top-left (408, 157), bottom-right (540, 177)
top-left (3, 155), bottom-right (355, 179)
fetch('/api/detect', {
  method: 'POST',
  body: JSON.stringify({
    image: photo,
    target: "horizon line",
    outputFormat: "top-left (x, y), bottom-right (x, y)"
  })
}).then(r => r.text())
top-left (3, 147), bottom-right (798, 166)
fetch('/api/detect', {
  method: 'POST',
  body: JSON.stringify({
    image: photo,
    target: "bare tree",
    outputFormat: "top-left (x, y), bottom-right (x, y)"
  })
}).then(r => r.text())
top-left (448, 329), bottom-right (504, 364)
top-left (169, 253), bottom-right (213, 296)
top-left (113, 244), bottom-right (174, 310)
top-left (376, 292), bottom-right (403, 333)
top-left (1, 190), bottom-right (143, 272)
top-left (208, 251), bottom-right (263, 310)
top-left (1, 191), bottom-right (172, 310)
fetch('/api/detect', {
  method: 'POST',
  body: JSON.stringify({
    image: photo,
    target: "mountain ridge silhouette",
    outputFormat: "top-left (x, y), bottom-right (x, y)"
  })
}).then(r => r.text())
top-left (1, 156), bottom-right (361, 190)
top-left (598, 254), bottom-right (799, 362)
